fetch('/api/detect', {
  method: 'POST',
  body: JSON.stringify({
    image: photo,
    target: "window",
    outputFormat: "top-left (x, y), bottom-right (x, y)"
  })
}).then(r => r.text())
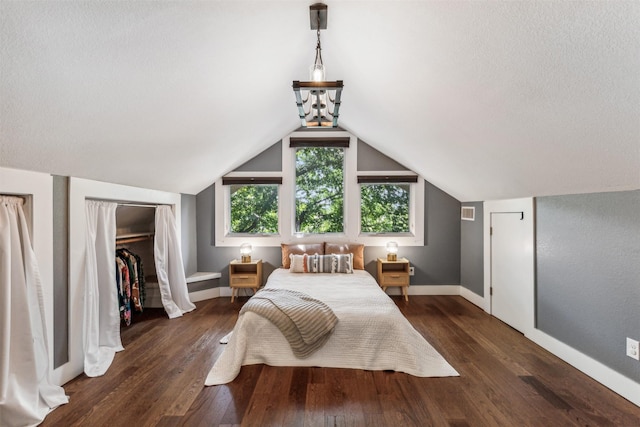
top-left (216, 175), bottom-right (282, 245)
top-left (229, 184), bottom-right (278, 234)
top-left (215, 131), bottom-right (424, 246)
top-left (360, 183), bottom-right (410, 233)
top-left (295, 147), bottom-right (344, 234)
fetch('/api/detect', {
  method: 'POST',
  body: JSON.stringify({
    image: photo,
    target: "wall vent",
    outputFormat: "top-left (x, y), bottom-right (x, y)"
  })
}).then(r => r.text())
top-left (461, 206), bottom-right (475, 221)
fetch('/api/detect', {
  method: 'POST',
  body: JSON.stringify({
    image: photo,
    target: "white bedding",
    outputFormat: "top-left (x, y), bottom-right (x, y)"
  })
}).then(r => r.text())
top-left (205, 269), bottom-right (459, 385)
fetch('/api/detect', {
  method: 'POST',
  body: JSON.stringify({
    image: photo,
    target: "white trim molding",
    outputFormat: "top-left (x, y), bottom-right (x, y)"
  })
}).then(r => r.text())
top-left (57, 177), bottom-right (181, 386)
top-left (528, 329), bottom-right (640, 408)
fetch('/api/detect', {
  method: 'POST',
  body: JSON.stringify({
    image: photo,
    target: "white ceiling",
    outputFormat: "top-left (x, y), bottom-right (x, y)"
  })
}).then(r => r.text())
top-left (1, 1), bottom-right (638, 201)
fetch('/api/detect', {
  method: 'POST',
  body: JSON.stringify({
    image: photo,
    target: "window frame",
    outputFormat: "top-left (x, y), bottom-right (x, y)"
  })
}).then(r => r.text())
top-left (355, 171), bottom-right (424, 246)
top-left (215, 131), bottom-right (424, 247)
top-left (215, 172), bottom-right (284, 247)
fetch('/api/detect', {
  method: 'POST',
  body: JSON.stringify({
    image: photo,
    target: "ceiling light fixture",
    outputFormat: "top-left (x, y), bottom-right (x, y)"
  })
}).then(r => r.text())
top-left (293, 3), bottom-right (343, 128)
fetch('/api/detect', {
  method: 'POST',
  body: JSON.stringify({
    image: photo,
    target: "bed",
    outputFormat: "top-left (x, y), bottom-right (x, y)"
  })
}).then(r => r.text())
top-left (205, 266), bottom-right (459, 386)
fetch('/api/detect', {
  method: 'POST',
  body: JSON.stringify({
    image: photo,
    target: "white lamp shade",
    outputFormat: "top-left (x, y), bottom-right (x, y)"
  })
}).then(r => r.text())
top-left (386, 241), bottom-right (398, 261)
top-left (240, 243), bottom-right (252, 262)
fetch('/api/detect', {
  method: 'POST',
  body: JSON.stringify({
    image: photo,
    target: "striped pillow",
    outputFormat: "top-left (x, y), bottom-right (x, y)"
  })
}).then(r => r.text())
top-left (304, 254), bottom-right (331, 273)
top-left (332, 253), bottom-right (354, 274)
top-left (303, 253), bottom-right (353, 274)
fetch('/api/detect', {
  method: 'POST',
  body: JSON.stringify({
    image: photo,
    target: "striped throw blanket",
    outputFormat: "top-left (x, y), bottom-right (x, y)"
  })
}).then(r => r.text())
top-left (240, 288), bottom-right (338, 358)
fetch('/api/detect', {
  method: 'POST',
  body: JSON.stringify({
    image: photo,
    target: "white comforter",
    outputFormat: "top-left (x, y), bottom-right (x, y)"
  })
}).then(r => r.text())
top-left (205, 269), bottom-right (459, 385)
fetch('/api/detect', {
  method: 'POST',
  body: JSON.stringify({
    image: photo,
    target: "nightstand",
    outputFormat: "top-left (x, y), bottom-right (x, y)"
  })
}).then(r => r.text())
top-left (229, 259), bottom-right (262, 303)
top-left (377, 257), bottom-right (410, 301)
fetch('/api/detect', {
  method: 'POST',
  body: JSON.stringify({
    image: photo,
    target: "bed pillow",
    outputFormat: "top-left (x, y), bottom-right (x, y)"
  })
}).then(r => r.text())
top-left (289, 254), bottom-right (306, 273)
top-left (303, 254), bottom-right (329, 273)
top-left (324, 243), bottom-right (365, 270)
top-left (332, 253), bottom-right (354, 274)
top-left (303, 253), bottom-right (353, 274)
top-left (281, 243), bottom-right (324, 268)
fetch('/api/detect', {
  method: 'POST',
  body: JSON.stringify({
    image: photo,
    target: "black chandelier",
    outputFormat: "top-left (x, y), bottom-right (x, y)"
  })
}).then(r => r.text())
top-left (293, 3), bottom-right (343, 128)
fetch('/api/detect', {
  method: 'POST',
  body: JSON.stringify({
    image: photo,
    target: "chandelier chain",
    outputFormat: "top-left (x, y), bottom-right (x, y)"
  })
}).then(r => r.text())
top-left (314, 12), bottom-right (323, 67)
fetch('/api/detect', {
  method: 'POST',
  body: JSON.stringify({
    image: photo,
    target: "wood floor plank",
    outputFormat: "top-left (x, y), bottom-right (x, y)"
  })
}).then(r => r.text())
top-left (39, 296), bottom-right (640, 427)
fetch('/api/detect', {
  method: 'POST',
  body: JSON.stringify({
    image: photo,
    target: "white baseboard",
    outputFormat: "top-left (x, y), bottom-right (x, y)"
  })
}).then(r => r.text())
top-left (459, 286), bottom-right (484, 308)
top-left (455, 287), bottom-right (639, 408)
top-left (528, 329), bottom-right (640, 408)
top-left (384, 284), bottom-right (460, 296)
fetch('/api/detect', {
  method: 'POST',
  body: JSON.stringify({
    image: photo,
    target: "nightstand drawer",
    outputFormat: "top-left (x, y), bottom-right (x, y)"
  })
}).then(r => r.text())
top-left (381, 274), bottom-right (409, 286)
top-left (230, 275), bottom-right (259, 287)
top-left (377, 257), bottom-right (410, 301)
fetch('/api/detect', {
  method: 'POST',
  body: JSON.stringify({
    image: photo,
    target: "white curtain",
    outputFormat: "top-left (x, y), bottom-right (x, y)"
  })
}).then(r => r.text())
top-left (154, 205), bottom-right (195, 318)
top-left (83, 201), bottom-right (123, 377)
top-left (0, 196), bottom-right (68, 427)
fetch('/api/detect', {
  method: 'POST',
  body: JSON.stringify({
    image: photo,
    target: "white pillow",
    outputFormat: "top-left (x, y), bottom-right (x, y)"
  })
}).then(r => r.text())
top-left (289, 254), bottom-right (306, 273)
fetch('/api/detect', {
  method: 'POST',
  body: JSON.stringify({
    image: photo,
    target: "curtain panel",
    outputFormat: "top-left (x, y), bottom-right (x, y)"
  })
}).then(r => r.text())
top-left (0, 195), bottom-right (68, 426)
top-left (154, 205), bottom-right (195, 318)
top-left (83, 201), bottom-right (123, 377)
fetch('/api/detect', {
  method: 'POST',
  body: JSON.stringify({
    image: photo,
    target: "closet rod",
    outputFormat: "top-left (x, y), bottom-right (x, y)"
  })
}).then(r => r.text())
top-left (116, 236), bottom-right (153, 245)
top-left (117, 202), bottom-right (159, 208)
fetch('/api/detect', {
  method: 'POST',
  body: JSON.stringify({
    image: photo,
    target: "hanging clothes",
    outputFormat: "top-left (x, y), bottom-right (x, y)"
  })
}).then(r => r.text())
top-left (115, 248), bottom-right (146, 325)
top-left (83, 200), bottom-right (123, 377)
top-left (154, 205), bottom-right (196, 318)
top-left (0, 195), bottom-right (68, 426)
top-left (115, 255), bottom-right (132, 326)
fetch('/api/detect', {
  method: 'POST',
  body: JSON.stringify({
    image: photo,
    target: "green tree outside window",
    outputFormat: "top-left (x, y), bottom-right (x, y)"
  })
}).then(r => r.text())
top-left (230, 184), bottom-right (278, 234)
top-left (295, 147), bottom-right (344, 233)
top-left (361, 184), bottom-right (410, 233)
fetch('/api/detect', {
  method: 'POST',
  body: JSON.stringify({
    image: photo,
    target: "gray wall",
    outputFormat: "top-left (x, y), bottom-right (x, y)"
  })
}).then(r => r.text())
top-left (357, 139), bottom-right (408, 171)
top-left (52, 176), bottom-right (69, 368)
top-left (460, 202), bottom-right (484, 296)
top-left (181, 193), bottom-right (197, 276)
top-left (376, 182), bottom-right (460, 285)
top-left (234, 140), bottom-right (282, 172)
top-left (536, 190), bottom-right (640, 381)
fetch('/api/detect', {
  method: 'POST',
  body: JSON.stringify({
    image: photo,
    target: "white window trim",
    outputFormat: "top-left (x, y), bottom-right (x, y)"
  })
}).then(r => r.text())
top-left (356, 172), bottom-right (424, 247)
top-left (215, 130), bottom-right (424, 247)
top-left (286, 131), bottom-right (355, 241)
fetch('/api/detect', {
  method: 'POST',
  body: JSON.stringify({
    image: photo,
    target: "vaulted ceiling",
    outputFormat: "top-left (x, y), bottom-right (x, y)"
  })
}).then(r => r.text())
top-left (1, 1), bottom-right (638, 201)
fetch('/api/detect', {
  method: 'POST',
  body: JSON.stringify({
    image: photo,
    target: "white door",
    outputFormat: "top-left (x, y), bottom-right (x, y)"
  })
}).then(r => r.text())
top-left (490, 212), bottom-right (529, 333)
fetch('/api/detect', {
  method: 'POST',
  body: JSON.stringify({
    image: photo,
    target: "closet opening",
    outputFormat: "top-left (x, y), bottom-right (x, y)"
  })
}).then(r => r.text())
top-left (115, 203), bottom-right (164, 327)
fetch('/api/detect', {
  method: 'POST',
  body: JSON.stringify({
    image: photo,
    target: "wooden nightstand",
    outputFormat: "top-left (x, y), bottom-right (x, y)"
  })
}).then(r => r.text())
top-left (229, 259), bottom-right (262, 302)
top-left (377, 257), bottom-right (410, 301)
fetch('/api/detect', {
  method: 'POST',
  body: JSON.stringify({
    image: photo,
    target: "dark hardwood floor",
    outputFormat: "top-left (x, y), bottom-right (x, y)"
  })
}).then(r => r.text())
top-left (41, 295), bottom-right (640, 426)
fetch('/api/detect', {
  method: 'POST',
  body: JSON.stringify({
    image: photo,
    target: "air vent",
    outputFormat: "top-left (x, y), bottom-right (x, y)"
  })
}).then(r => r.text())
top-left (461, 206), bottom-right (475, 221)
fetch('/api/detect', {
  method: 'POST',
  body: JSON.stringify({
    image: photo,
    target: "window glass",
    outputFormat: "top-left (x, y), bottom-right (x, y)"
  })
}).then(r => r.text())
top-left (360, 183), bottom-right (410, 233)
top-left (295, 147), bottom-right (344, 233)
top-left (229, 184), bottom-right (278, 234)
